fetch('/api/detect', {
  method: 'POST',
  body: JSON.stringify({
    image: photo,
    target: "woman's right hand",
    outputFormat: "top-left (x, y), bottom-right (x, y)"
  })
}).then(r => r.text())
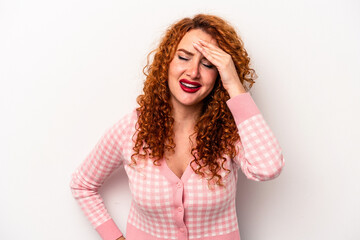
top-left (117, 237), bottom-right (126, 240)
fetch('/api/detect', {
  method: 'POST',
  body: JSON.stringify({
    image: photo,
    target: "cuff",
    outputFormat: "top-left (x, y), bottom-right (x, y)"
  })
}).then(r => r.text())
top-left (96, 219), bottom-right (123, 240)
top-left (226, 92), bottom-right (260, 125)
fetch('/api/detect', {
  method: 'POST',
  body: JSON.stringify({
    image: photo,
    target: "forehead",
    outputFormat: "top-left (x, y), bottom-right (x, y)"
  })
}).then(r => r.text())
top-left (177, 29), bottom-right (218, 49)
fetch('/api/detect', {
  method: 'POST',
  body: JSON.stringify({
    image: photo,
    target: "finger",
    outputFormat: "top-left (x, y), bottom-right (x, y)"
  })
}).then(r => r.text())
top-left (198, 39), bottom-right (225, 54)
top-left (198, 41), bottom-right (235, 67)
top-left (193, 42), bottom-right (224, 61)
top-left (197, 42), bottom-right (227, 61)
top-left (195, 42), bottom-right (227, 67)
top-left (203, 47), bottom-right (224, 59)
top-left (193, 42), bottom-right (218, 63)
top-left (197, 47), bottom-right (228, 70)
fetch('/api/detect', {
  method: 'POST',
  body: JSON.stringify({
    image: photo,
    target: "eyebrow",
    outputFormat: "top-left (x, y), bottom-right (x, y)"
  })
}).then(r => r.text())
top-left (177, 48), bottom-right (194, 56)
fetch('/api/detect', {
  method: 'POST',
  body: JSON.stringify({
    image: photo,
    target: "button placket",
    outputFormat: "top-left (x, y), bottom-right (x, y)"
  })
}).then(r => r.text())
top-left (173, 180), bottom-right (188, 239)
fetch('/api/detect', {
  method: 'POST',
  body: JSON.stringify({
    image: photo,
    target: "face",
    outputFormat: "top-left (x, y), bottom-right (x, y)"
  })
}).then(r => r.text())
top-left (168, 29), bottom-right (218, 110)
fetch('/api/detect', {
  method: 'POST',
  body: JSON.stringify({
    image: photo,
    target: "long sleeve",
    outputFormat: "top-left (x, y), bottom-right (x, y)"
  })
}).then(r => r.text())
top-left (226, 92), bottom-right (285, 181)
top-left (70, 112), bottom-right (135, 240)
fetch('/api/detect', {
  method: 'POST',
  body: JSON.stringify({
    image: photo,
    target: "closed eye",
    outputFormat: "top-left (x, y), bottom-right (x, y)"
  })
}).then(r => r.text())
top-left (202, 62), bottom-right (214, 69)
top-left (178, 55), bottom-right (189, 61)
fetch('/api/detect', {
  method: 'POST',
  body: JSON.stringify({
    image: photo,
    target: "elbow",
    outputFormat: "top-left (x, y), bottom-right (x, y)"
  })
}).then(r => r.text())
top-left (69, 171), bottom-right (93, 199)
top-left (69, 168), bottom-right (101, 201)
top-left (265, 153), bottom-right (285, 180)
top-left (244, 153), bottom-right (285, 182)
top-left (69, 172), bottom-right (80, 198)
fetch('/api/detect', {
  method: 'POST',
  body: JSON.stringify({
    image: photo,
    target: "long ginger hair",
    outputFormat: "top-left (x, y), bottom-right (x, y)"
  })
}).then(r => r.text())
top-left (132, 14), bottom-right (256, 186)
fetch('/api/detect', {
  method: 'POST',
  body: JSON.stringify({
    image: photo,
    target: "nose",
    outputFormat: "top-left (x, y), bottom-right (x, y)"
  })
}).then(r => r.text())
top-left (186, 60), bottom-right (200, 79)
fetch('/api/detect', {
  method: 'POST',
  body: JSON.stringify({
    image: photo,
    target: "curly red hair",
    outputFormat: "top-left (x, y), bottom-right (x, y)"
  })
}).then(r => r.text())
top-left (132, 14), bottom-right (256, 186)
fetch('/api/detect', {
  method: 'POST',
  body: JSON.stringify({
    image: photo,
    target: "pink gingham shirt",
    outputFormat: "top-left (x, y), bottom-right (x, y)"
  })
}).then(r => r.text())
top-left (70, 93), bottom-right (285, 240)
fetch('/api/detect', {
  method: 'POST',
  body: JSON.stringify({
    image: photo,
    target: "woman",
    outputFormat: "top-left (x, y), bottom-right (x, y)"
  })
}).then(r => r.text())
top-left (70, 14), bottom-right (285, 240)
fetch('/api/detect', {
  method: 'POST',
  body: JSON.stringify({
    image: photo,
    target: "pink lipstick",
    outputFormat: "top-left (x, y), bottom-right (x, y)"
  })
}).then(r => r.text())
top-left (179, 79), bottom-right (201, 93)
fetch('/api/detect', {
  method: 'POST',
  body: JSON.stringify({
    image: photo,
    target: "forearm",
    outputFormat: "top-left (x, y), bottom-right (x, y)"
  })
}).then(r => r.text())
top-left (70, 118), bottom-right (128, 238)
top-left (227, 92), bottom-right (285, 181)
top-left (225, 81), bottom-right (247, 98)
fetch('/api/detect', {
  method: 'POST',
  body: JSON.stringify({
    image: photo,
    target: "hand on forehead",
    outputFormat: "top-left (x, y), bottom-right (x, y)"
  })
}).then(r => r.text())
top-left (177, 29), bottom-right (218, 57)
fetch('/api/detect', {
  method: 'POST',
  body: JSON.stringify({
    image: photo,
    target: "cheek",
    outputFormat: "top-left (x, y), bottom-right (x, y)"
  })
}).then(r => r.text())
top-left (204, 70), bottom-right (218, 87)
top-left (168, 59), bottom-right (184, 77)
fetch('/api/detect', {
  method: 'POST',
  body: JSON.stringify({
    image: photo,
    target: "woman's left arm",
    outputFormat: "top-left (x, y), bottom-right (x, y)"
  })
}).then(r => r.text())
top-left (226, 93), bottom-right (285, 181)
top-left (193, 40), bottom-right (285, 181)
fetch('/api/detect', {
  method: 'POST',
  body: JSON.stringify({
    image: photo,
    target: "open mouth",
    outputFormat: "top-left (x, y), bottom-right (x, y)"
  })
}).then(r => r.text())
top-left (180, 81), bottom-right (200, 89)
top-left (179, 79), bottom-right (201, 93)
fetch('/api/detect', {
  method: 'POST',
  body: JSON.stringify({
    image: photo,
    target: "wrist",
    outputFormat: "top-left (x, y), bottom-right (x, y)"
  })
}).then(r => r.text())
top-left (224, 82), bottom-right (247, 98)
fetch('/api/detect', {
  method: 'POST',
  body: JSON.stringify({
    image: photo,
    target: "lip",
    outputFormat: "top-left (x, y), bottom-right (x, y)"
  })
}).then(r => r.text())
top-left (179, 79), bottom-right (202, 93)
top-left (179, 79), bottom-right (201, 87)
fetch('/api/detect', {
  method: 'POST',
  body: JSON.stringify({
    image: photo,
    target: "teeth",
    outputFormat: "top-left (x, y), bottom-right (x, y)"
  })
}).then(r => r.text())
top-left (181, 82), bottom-right (200, 88)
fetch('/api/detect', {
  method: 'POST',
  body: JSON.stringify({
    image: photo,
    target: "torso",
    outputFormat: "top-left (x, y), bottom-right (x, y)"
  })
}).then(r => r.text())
top-left (122, 109), bottom-right (240, 239)
top-left (164, 131), bottom-right (195, 179)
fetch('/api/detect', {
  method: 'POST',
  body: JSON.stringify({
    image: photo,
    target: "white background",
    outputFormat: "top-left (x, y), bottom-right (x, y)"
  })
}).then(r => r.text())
top-left (1, 0), bottom-right (359, 239)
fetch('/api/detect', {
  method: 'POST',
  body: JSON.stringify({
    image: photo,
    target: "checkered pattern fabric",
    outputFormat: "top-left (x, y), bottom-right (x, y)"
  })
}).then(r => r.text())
top-left (70, 93), bottom-right (285, 240)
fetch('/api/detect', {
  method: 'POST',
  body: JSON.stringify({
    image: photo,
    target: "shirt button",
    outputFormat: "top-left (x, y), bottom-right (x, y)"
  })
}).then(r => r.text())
top-left (178, 207), bottom-right (183, 212)
top-left (176, 182), bottom-right (182, 188)
top-left (179, 228), bottom-right (185, 233)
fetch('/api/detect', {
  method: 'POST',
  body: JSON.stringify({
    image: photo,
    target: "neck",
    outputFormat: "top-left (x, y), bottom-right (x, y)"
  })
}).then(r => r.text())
top-left (171, 101), bottom-right (203, 133)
